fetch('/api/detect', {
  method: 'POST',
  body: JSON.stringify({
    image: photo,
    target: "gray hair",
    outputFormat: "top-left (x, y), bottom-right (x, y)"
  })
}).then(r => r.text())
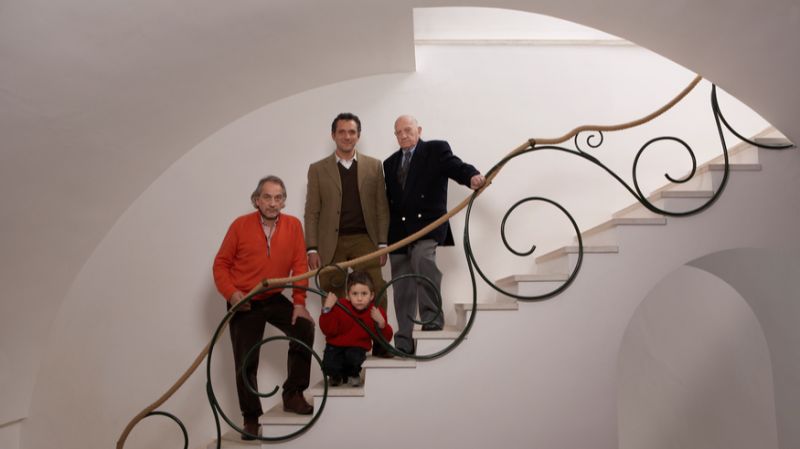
top-left (251, 175), bottom-right (287, 208)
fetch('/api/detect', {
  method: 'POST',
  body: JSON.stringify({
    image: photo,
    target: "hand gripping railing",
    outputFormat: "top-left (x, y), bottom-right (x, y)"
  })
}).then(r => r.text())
top-left (117, 74), bottom-right (795, 448)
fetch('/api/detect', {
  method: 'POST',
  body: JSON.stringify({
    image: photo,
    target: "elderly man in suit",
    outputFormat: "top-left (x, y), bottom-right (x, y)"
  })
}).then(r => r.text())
top-left (304, 112), bottom-right (392, 357)
top-left (384, 115), bottom-right (485, 355)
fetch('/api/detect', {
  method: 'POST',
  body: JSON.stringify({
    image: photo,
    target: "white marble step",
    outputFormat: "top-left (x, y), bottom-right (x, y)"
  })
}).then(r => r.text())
top-left (453, 299), bottom-right (519, 329)
top-left (363, 354), bottom-right (416, 369)
top-left (577, 216), bottom-right (667, 245)
top-left (754, 136), bottom-right (794, 148)
top-left (207, 430), bottom-right (260, 448)
top-left (494, 273), bottom-right (570, 298)
top-left (309, 378), bottom-right (364, 397)
top-left (260, 395), bottom-right (315, 426)
top-left (535, 245), bottom-right (619, 274)
top-left (413, 324), bottom-right (465, 340)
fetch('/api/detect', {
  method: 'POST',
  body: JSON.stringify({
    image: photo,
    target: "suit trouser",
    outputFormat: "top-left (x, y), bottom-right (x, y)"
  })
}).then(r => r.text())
top-left (390, 238), bottom-right (443, 353)
top-left (228, 294), bottom-right (314, 419)
top-left (318, 233), bottom-right (387, 309)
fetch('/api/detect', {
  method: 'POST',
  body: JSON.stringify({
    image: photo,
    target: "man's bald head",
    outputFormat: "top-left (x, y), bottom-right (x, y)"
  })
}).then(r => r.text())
top-left (394, 115), bottom-right (422, 150)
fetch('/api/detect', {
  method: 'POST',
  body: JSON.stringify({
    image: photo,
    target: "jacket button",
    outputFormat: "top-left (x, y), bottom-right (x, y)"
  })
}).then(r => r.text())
top-left (401, 217), bottom-right (406, 221)
top-left (421, 194), bottom-right (424, 198)
top-left (417, 214), bottom-right (422, 218)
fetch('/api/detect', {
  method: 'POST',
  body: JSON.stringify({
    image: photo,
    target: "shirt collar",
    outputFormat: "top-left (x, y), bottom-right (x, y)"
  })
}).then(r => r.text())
top-left (335, 151), bottom-right (358, 164)
top-left (401, 144), bottom-right (417, 155)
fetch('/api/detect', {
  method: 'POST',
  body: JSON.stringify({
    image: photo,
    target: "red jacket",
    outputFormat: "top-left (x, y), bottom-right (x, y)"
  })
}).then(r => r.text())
top-left (319, 299), bottom-right (393, 350)
top-left (213, 212), bottom-right (308, 305)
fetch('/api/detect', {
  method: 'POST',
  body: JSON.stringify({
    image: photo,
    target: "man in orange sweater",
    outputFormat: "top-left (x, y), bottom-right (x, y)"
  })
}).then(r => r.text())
top-left (213, 175), bottom-right (314, 440)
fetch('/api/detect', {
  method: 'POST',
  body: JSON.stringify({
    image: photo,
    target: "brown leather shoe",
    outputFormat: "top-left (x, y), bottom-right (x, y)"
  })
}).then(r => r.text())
top-left (282, 391), bottom-right (313, 415)
top-left (241, 418), bottom-right (259, 440)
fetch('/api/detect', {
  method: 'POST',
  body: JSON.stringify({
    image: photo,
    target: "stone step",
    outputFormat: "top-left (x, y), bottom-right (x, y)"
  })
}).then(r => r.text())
top-left (362, 354), bottom-right (417, 369)
top-left (577, 216), bottom-right (667, 246)
top-left (453, 299), bottom-right (519, 329)
top-left (494, 273), bottom-right (570, 298)
top-left (535, 245), bottom-right (619, 274)
top-left (207, 430), bottom-right (260, 448)
top-left (309, 378), bottom-right (364, 397)
top-left (412, 324), bottom-right (465, 340)
top-left (260, 395), bottom-right (314, 426)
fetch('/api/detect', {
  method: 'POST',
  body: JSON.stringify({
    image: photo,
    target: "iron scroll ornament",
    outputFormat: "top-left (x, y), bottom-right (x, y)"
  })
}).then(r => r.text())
top-left (466, 84), bottom-right (793, 302)
top-left (204, 285), bottom-right (329, 444)
top-left (119, 80), bottom-right (795, 446)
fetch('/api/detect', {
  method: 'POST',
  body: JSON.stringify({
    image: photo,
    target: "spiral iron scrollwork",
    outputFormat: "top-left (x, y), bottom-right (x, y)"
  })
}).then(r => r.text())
top-left (127, 411), bottom-right (188, 449)
top-left (204, 286), bottom-right (328, 444)
top-left (120, 78), bottom-right (795, 448)
top-left (462, 81), bottom-right (794, 307)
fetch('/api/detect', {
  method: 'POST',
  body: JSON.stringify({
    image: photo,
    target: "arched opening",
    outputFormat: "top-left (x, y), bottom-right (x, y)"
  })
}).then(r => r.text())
top-left (618, 263), bottom-right (778, 449)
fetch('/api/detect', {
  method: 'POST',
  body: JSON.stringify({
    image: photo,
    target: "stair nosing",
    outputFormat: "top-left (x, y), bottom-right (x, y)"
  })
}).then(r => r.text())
top-left (309, 379), bottom-right (365, 397)
top-left (580, 216), bottom-right (667, 238)
top-left (454, 300), bottom-right (519, 312)
top-left (535, 245), bottom-right (619, 263)
top-left (413, 324), bottom-right (465, 340)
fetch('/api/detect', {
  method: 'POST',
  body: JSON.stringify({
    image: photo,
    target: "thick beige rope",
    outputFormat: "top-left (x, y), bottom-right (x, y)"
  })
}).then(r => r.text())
top-left (117, 74), bottom-right (702, 449)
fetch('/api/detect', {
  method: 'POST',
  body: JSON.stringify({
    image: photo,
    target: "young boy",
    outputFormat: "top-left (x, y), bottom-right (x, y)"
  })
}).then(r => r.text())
top-left (319, 270), bottom-right (394, 387)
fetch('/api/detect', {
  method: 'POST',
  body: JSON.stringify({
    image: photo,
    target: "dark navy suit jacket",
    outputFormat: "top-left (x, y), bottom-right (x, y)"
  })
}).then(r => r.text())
top-left (383, 139), bottom-right (479, 254)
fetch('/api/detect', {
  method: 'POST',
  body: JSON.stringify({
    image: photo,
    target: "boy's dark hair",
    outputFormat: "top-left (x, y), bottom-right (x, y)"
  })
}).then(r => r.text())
top-left (346, 270), bottom-right (375, 293)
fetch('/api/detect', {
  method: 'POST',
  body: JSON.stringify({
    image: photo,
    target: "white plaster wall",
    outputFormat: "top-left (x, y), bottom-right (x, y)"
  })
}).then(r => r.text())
top-left (0, 421), bottom-right (21, 449)
top-left (22, 35), bottom-right (771, 449)
top-left (414, 7), bottom-right (620, 41)
top-left (689, 249), bottom-right (800, 449)
top-left (3, 0), bottom-right (800, 439)
top-left (618, 265), bottom-right (777, 449)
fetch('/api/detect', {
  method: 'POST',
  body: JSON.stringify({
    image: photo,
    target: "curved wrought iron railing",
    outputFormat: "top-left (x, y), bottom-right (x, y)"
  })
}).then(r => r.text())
top-left (117, 75), bottom-right (794, 448)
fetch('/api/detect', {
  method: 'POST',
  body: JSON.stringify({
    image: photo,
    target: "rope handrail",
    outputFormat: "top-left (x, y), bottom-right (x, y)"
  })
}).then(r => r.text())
top-left (251, 75), bottom-right (703, 288)
top-left (117, 74), bottom-right (703, 449)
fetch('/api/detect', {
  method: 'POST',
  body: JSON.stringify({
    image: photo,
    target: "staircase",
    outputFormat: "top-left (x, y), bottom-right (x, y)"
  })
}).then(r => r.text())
top-left (207, 130), bottom-right (797, 449)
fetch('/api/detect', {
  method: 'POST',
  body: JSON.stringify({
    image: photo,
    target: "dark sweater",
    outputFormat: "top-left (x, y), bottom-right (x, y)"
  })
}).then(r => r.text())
top-left (337, 161), bottom-right (367, 235)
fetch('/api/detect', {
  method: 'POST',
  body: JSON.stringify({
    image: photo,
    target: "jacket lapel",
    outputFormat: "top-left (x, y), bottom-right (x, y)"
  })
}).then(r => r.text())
top-left (356, 152), bottom-right (366, 193)
top-left (322, 154), bottom-right (342, 193)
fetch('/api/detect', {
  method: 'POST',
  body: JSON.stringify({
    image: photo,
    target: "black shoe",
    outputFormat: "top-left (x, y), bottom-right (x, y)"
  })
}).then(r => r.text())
top-left (398, 341), bottom-right (416, 356)
top-left (328, 376), bottom-right (343, 387)
top-left (372, 345), bottom-right (395, 358)
top-left (421, 323), bottom-right (443, 331)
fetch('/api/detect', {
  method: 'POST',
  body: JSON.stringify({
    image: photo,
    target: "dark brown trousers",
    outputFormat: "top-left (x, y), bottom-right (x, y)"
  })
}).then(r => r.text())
top-left (228, 294), bottom-right (314, 419)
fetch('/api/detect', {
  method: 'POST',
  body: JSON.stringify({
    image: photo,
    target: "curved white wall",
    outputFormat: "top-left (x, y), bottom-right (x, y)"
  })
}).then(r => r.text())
top-left (4, 2), bottom-right (800, 444)
top-left (22, 26), bottom-right (772, 448)
top-left (619, 265), bottom-right (777, 449)
top-left (690, 249), bottom-right (800, 449)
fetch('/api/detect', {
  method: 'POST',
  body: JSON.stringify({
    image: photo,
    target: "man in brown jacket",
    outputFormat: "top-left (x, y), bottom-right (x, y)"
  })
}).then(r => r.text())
top-left (304, 112), bottom-right (392, 356)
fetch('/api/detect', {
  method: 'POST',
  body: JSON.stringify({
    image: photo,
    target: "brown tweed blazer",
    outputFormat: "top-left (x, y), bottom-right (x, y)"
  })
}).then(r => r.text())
top-left (304, 152), bottom-right (389, 265)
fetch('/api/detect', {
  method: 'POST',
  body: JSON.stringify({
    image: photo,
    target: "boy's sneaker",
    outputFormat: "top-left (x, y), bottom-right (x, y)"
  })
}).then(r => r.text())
top-left (347, 376), bottom-right (362, 387)
top-left (328, 376), bottom-right (343, 387)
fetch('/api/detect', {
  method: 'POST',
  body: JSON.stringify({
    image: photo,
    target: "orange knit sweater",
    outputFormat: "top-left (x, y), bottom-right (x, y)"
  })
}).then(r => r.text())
top-left (213, 212), bottom-right (309, 305)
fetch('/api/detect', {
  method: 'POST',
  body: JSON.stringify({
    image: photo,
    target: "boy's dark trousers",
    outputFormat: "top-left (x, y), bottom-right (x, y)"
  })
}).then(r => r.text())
top-left (323, 344), bottom-right (367, 380)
